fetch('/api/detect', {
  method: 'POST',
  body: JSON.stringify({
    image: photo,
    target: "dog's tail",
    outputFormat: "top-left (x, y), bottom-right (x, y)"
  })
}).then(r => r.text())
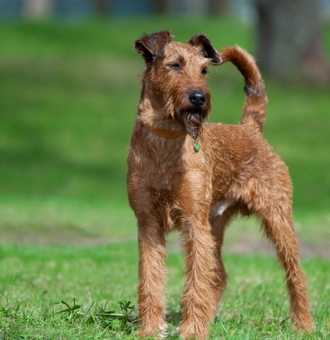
top-left (220, 46), bottom-right (267, 131)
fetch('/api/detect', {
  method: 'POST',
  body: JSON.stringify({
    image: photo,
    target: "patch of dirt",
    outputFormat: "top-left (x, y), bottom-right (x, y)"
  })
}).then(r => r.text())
top-left (166, 225), bottom-right (330, 260)
top-left (223, 231), bottom-right (330, 259)
top-left (1, 226), bottom-right (329, 259)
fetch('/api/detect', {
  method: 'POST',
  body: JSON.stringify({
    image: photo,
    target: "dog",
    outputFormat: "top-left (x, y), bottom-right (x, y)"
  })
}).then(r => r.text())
top-left (126, 30), bottom-right (313, 339)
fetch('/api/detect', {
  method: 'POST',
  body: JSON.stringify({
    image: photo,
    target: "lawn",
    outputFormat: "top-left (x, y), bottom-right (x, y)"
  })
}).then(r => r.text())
top-left (0, 16), bottom-right (329, 339)
top-left (0, 242), bottom-right (329, 339)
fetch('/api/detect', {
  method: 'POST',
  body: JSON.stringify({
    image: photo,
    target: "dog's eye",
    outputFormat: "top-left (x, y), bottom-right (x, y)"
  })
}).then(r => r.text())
top-left (201, 68), bottom-right (208, 75)
top-left (168, 63), bottom-right (181, 70)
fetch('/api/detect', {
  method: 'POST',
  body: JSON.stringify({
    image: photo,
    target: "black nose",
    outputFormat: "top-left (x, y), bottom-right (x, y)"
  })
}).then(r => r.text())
top-left (189, 91), bottom-right (206, 107)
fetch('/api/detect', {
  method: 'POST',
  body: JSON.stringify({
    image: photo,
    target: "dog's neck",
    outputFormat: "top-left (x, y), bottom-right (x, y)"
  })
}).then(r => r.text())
top-left (138, 98), bottom-right (187, 139)
top-left (142, 121), bottom-right (186, 139)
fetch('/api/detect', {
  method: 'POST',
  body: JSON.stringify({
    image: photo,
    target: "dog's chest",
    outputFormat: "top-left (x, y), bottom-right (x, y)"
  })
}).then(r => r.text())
top-left (145, 164), bottom-right (185, 231)
top-left (147, 159), bottom-right (183, 193)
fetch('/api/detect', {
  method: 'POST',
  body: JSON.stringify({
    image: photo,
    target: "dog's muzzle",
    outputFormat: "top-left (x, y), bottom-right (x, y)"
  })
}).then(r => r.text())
top-left (175, 110), bottom-right (204, 141)
top-left (175, 92), bottom-right (206, 140)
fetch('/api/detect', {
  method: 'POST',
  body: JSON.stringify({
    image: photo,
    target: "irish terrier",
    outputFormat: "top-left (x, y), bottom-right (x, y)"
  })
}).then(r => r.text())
top-left (126, 31), bottom-right (313, 339)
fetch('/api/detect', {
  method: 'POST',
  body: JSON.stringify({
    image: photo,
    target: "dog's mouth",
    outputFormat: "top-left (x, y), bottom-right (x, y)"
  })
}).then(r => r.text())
top-left (175, 109), bottom-right (205, 140)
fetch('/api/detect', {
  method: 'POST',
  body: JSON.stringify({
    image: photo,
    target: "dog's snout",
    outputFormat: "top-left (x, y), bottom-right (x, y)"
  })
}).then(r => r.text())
top-left (189, 91), bottom-right (206, 107)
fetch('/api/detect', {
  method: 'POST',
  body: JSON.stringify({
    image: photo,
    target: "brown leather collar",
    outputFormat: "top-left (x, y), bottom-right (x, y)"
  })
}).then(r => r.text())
top-left (143, 122), bottom-right (186, 139)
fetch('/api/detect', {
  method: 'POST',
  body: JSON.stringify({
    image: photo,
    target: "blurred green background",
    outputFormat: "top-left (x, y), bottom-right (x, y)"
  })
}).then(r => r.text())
top-left (0, 11), bottom-right (329, 255)
top-left (0, 4), bottom-right (329, 338)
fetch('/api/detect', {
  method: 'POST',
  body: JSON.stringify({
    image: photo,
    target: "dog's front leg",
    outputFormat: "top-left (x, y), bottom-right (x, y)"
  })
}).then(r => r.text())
top-left (179, 214), bottom-right (216, 340)
top-left (136, 216), bottom-right (167, 338)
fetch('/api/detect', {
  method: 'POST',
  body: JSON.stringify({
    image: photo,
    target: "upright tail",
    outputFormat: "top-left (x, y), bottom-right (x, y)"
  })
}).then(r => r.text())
top-left (220, 46), bottom-right (268, 131)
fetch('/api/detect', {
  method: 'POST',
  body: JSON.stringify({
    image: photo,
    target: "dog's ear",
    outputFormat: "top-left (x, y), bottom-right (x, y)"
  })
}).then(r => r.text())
top-left (135, 30), bottom-right (173, 66)
top-left (188, 34), bottom-right (222, 65)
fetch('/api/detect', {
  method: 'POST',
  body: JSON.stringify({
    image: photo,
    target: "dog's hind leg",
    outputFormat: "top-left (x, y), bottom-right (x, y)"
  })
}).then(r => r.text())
top-left (209, 207), bottom-right (237, 320)
top-left (232, 158), bottom-right (314, 331)
top-left (260, 207), bottom-right (314, 332)
top-left (230, 147), bottom-right (314, 332)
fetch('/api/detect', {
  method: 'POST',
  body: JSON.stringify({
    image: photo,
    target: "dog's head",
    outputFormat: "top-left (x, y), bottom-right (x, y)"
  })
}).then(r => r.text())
top-left (135, 30), bottom-right (221, 140)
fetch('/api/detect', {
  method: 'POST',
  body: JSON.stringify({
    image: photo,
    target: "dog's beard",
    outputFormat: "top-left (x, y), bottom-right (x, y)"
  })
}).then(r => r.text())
top-left (175, 111), bottom-right (204, 140)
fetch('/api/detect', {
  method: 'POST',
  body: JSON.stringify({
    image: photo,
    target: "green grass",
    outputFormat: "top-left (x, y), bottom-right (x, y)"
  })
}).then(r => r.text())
top-left (0, 16), bottom-right (329, 339)
top-left (0, 241), bottom-right (329, 339)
